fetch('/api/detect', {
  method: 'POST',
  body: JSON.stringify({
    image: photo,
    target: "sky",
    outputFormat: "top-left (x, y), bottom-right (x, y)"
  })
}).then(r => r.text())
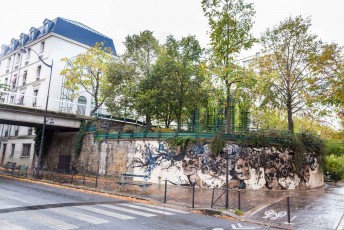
top-left (0, 0), bottom-right (343, 56)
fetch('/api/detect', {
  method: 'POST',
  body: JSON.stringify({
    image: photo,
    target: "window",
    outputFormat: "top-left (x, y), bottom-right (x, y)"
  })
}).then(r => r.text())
top-left (25, 48), bottom-right (30, 60)
top-left (4, 130), bottom-right (8, 137)
top-left (18, 95), bottom-right (24, 105)
top-left (7, 57), bottom-right (11, 69)
top-left (10, 96), bottom-right (14, 104)
top-left (23, 71), bottom-right (27, 85)
top-left (15, 53), bottom-right (20, 64)
top-left (33, 89), bottom-right (38, 107)
top-left (28, 127), bottom-right (33, 135)
top-left (43, 23), bottom-right (49, 33)
top-left (77, 96), bottom-right (87, 115)
top-left (10, 144), bottom-right (15, 157)
top-left (14, 126), bottom-right (19, 136)
top-left (12, 75), bottom-right (17, 89)
top-left (30, 31), bottom-right (35, 39)
top-left (22, 144), bottom-right (31, 157)
top-left (5, 78), bottom-right (8, 85)
top-left (36, 65), bottom-right (41, 80)
top-left (40, 41), bottom-right (45, 53)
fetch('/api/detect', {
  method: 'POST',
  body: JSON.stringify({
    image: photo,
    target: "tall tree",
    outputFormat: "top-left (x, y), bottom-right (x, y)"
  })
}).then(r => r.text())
top-left (202, 0), bottom-right (256, 132)
top-left (60, 43), bottom-right (113, 115)
top-left (137, 35), bottom-right (208, 129)
top-left (258, 16), bottom-right (342, 133)
top-left (124, 31), bottom-right (160, 126)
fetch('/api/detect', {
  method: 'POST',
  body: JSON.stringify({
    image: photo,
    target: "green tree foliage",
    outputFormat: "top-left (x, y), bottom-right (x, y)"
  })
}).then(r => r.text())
top-left (202, 0), bottom-right (256, 132)
top-left (137, 35), bottom-right (208, 129)
top-left (325, 154), bottom-right (344, 179)
top-left (124, 31), bottom-right (160, 126)
top-left (105, 57), bottom-right (138, 117)
top-left (60, 42), bottom-right (113, 115)
top-left (258, 16), bottom-right (343, 133)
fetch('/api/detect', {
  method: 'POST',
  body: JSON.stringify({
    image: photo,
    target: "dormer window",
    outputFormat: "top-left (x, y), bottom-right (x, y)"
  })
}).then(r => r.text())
top-left (43, 23), bottom-right (49, 33)
top-left (30, 31), bottom-right (35, 39)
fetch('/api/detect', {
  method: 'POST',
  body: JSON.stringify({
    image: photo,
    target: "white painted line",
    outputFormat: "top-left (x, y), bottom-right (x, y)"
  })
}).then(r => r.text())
top-left (291, 216), bottom-right (297, 222)
top-left (334, 214), bottom-right (344, 230)
top-left (23, 212), bottom-right (78, 230)
top-left (76, 205), bottom-right (135, 220)
top-left (304, 205), bottom-right (312, 210)
top-left (0, 220), bottom-right (27, 230)
top-left (212, 228), bottom-right (224, 230)
top-left (119, 203), bottom-right (175, 215)
top-left (51, 207), bottom-right (110, 224)
top-left (99, 204), bottom-right (157, 217)
top-left (249, 204), bottom-right (271, 216)
top-left (134, 203), bottom-right (189, 214)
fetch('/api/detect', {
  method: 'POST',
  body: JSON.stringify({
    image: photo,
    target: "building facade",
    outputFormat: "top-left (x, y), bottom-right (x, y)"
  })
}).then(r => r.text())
top-left (0, 17), bottom-right (116, 167)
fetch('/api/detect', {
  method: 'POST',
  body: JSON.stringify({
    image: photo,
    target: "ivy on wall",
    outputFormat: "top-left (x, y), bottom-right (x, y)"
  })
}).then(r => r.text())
top-left (34, 128), bottom-right (54, 159)
top-left (74, 120), bottom-right (87, 159)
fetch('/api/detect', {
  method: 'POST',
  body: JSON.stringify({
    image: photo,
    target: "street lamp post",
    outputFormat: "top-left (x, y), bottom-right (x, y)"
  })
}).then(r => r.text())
top-left (20, 47), bottom-right (53, 179)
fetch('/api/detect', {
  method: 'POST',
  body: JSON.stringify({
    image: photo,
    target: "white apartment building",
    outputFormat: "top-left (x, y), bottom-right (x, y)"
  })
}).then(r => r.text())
top-left (0, 17), bottom-right (116, 167)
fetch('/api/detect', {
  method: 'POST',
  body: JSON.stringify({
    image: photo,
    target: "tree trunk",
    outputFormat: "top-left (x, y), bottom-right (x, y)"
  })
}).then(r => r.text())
top-left (287, 99), bottom-right (294, 133)
top-left (225, 81), bottom-right (231, 133)
top-left (145, 114), bottom-right (152, 128)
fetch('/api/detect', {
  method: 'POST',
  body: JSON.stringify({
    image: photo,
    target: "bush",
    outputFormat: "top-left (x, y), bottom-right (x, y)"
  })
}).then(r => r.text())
top-left (325, 154), bottom-right (344, 180)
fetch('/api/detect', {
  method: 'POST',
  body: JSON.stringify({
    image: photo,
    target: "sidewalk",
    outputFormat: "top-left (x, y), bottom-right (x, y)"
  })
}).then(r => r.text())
top-left (1, 168), bottom-right (343, 230)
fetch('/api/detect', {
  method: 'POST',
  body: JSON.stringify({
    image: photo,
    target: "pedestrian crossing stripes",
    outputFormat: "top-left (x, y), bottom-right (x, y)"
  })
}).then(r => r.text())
top-left (99, 204), bottom-right (157, 217)
top-left (0, 202), bottom-right (188, 229)
top-left (76, 205), bottom-right (136, 220)
top-left (119, 203), bottom-right (175, 215)
top-left (51, 207), bottom-right (110, 225)
top-left (134, 203), bottom-right (189, 214)
top-left (0, 220), bottom-right (26, 230)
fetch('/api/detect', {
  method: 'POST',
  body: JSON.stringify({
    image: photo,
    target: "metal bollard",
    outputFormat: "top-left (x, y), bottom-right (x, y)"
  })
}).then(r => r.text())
top-left (95, 174), bottom-right (98, 188)
top-left (18, 166), bottom-right (20, 176)
top-left (287, 196), bottom-right (291, 223)
top-left (25, 166), bottom-right (28, 178)
top-left (238, 190), bottom-right (241, 210)
top-left (83, 172), bottom-right (86, 186)
top-left (11, 165), bottom-right (14, 175)
top-left (71, 171), bottom-right (74, 184)
top-left (33, 167), bottom-right (36, 178)
top-left (191, 180), bottom-right (196, 209)
top-left (164, 179), bottom-right (167, 203)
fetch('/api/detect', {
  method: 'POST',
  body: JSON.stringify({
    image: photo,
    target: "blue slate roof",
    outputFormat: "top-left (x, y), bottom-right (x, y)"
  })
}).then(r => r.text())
top-left (0, 17), bottom-right (116, 57)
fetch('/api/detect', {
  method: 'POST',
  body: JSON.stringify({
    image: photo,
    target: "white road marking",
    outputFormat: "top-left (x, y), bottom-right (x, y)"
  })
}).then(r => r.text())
top-left (0, 220), bottom-right (27, 230)
top-left (99, 204), bottom-right (157, 217)
top-left (212, 228), bottom-right (224, 230)
top-left (23, 212), bottom-right (78, 230)
top-left (119, 203), bottom-right (175, 215)
top-left (76, 205), bottom-right (135, 220)
top-left (290, 215), bottom-right (297, 222)
top-left (134, 203), bottom-right (189, 214)
top-left (334, 214), bottom-right (344, 230)
top-left (249, 204), bottom-right (271, 216)
top-left (51, 207), bottom-right (110, 224)
top-left (231, 223), bottom-right (260, 229)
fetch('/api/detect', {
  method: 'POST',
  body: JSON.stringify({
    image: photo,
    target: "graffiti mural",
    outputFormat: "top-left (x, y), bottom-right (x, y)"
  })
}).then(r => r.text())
top-left (128, 140), bottom-right (323, 190)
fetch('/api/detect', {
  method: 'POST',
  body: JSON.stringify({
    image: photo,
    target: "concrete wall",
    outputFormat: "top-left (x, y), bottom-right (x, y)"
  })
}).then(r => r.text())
top-left (79, 135), bottom-right (324, 190)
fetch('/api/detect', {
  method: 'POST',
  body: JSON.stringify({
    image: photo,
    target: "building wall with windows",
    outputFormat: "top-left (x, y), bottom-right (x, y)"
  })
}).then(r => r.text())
top-left (0, 17), bottom-right (116, 167)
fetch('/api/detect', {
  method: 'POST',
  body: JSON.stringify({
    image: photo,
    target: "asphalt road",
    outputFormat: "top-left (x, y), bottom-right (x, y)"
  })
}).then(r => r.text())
top-left (0, 176), bottom-right (268, 230)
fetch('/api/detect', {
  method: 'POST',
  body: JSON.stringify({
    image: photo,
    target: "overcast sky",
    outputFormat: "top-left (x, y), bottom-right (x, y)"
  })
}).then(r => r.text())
top-left (0, 0), bottom-right (343, 56)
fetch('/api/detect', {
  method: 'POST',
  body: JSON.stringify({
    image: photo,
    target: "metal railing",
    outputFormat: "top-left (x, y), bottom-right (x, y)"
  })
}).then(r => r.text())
top-left (0, 90), bottom-right (92, 116)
